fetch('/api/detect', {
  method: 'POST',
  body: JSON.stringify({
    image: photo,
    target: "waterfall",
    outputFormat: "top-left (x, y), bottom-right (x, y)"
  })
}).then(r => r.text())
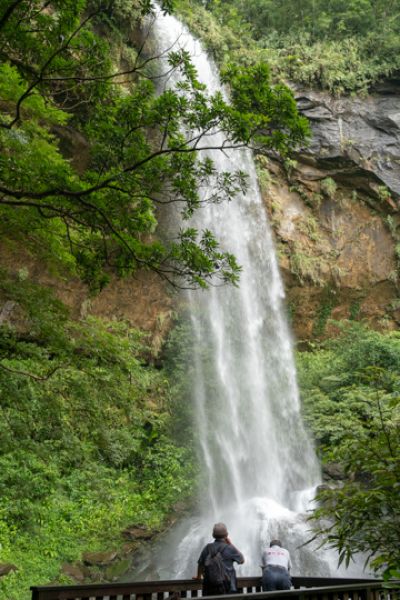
top-left (127, 6), bottom-right (365, 580)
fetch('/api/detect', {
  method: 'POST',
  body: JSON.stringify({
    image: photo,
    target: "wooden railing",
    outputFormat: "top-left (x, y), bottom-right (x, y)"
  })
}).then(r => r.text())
top-left (30, 576), bottom-right (400, 600)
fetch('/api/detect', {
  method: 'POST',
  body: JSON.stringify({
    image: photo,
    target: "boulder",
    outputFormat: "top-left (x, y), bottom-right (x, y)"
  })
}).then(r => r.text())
top-left (122, 525), bottom-right (154, 541)
top-left (82, 550), bottom-right (118, 566)
top-left (61, 562), bottom-right (89, 582)
top-left (323, 462), bottom-right (345, 481)
top-left (105, 558), bottom-right (131, 581)
top-left (0, 563), bottom-right (17, 577)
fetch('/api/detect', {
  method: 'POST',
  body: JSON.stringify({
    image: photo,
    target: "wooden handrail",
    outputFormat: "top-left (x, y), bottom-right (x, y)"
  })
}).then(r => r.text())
top-left (30, 576), bottom-right (400, 600)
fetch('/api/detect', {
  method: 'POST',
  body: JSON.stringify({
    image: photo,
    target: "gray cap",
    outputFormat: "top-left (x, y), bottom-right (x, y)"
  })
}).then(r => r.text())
top-left (212, 523), bottom-right (228, 539)
top-left (270, 539), bottom-right (282, 547)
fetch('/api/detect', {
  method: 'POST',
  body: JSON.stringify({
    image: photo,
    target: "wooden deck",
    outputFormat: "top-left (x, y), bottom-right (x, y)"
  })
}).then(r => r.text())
top-left (30, 576), bottom-right (400, 600)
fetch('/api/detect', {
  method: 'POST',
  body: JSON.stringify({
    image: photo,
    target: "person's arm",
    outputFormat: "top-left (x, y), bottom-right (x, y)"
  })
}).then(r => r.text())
top-left (193, 546), bottom-right (207, 579)
top-left (225, 538), bottom-right (245, 564)
top-left (193, 564), bottom-right (204, 580)
top-left (261, 550), bottom-right (267, 570)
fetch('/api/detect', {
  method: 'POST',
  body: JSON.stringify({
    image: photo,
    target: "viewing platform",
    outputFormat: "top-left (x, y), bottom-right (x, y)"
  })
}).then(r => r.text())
top-left (31, 576), bottom-right (400, 600)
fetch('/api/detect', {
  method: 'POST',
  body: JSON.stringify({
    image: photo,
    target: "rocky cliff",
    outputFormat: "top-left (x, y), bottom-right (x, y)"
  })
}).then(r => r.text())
top-left (3, 77), bottom-right (400, 346)
top-left (296, 80), bottom-right (400, 200)
top-left (261, 80), bottom-right (400, 340)
top-left (0, 242), bottom-right (174, 356)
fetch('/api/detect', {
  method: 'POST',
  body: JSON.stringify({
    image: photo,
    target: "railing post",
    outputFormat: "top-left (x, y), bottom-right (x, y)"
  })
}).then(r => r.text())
top-left (30, 576), bottom-right (391, 600)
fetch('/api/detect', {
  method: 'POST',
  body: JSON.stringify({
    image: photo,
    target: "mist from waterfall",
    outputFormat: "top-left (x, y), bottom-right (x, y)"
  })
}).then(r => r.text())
top-left (126, 6), bottom-right (366, 580)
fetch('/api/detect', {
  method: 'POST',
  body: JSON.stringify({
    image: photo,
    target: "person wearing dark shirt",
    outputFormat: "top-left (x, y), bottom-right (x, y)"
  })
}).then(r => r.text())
top-left (195, 523), bottom-right (245, 596)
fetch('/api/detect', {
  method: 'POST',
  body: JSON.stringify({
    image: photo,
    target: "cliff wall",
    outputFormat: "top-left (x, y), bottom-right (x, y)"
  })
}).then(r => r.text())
top-left (2, 71), bottom-right (400, 346)
top-left (0, 243), bottom-right (174, 356)
top-left (261, 81), bottom-right (400, 341)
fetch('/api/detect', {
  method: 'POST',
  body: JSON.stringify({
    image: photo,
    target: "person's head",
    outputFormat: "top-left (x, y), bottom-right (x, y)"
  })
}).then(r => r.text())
top-left (270, 539), bottom-right (282, 547)
top-left (212, 522), bottom-right (228, 540)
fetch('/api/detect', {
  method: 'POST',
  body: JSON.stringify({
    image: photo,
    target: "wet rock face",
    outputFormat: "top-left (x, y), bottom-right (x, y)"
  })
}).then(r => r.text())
top-left (257, 80), bottom-right (400, 339)
top-left (294, 81), bottom-right (400, 203)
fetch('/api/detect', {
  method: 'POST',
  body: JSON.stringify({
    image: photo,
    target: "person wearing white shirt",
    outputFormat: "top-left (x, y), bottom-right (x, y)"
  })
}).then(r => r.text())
top-left (261, 539), bottom-right (292, 591)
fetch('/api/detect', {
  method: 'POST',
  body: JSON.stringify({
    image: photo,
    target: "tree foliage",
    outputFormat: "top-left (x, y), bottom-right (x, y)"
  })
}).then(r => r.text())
top-left (222, 0), bottom-right (400, 42)
top-left (0, 0), bottom-right (308, 290)
top-left (297, 324), bottom-right (400, 575)
top-left (183, 0), bottom-right (400, 93)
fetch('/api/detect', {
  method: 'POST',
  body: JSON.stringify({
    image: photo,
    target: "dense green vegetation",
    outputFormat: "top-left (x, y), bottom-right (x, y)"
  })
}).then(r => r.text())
top-left (0, 269), bottom-right (195, 599)
top-left (297, 324), bottom-right (400, 576)
top-left (178, 0), bottom-right (400, 93)
top-left (0, 0), bottom-right (311, 597)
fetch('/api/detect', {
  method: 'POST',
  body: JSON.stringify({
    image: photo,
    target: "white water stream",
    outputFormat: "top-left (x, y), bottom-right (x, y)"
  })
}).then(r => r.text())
top-left (127, 6), bottom-right (366, 581)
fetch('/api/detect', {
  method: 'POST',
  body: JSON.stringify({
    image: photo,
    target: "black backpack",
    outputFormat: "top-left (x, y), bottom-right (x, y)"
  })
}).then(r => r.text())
top-left (203, 543), bottom-right (230, 587)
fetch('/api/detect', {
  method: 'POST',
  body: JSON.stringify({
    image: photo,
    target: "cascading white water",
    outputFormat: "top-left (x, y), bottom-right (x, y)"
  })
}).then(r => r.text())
top-left (127, 6), bottom-right (366, 581)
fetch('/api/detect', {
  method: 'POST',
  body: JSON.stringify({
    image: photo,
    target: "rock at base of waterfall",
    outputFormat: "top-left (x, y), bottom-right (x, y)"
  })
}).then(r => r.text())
top-left (82, 550), bottom-right (118, 566)
top-left (0, 563), bottom-right (18, 577)
top-left (122, 525), bottom-right (155, 541)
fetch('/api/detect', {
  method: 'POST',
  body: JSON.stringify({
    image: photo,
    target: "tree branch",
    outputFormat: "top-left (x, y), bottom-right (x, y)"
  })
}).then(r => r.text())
top-left (1, 9), bottom-right (100, 128)
top-left (0, 139), bottom-right (246, 202)
top-left (0, 361), bottom-right (63, 381)
top-left (0, 0), bottom-right (25, 33)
